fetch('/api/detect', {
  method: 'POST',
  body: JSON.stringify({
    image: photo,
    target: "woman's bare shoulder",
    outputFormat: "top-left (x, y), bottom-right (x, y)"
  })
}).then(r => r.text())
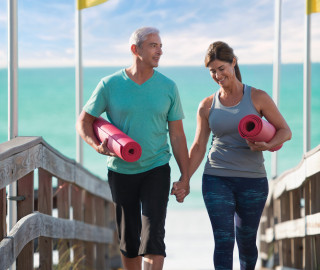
top-left (198, 94), bottom-right (214, 117)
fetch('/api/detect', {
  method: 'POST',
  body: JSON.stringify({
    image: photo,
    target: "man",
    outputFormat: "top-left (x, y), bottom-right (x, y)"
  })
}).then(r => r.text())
top-left (76, 26), bottom-right (189, 270)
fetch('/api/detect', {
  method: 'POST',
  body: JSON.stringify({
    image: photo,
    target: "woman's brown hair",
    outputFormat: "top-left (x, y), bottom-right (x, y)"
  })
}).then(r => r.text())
top-left (204, 41), bottom-right (242, 82)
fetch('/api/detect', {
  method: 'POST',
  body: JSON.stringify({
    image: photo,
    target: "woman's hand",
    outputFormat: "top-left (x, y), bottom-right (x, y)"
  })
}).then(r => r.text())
top-left (246, 140), bottom-right (270, 152)
top-left (171, 177), bottom-right (190, 203)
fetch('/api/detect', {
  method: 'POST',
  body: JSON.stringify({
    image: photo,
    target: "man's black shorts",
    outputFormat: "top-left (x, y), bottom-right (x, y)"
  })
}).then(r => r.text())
top-left (108, 163), bottom-right (171, 258)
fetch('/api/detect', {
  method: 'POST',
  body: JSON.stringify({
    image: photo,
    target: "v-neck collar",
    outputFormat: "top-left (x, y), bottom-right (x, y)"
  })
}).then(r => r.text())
top-left (122, 69), bottom-right (157, 88)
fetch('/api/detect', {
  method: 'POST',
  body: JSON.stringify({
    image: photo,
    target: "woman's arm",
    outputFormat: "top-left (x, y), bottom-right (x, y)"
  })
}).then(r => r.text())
top-left (249, 88), bottom-right (292, 151)
top-left (189, 97), bottom-right (212, 178)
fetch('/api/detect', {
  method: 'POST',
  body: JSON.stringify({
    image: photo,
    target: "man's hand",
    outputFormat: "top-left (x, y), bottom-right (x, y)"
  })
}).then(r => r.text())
top-left (171, 178), bottom-right (190, 203)
top-left (97, 138), bottom-right (116, 156)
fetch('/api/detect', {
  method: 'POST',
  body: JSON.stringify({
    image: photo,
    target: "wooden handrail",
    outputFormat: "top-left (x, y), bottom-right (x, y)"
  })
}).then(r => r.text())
top-left (0, 212), bottom-right (113, 269)
top-left (259, 144), bottom-right (320, 269)
top-left (0, 136), bottom-right (112, 201)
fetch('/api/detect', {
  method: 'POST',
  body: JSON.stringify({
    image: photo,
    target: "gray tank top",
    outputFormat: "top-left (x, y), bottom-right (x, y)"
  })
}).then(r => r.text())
top-left (204, 84), bottom-right (267, 178)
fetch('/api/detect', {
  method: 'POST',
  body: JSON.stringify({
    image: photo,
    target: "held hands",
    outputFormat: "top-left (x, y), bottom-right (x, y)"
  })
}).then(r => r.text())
top-left (97, 138), bottom-right (117, 156)
top-left (171, 176), bottom-right (190, 203)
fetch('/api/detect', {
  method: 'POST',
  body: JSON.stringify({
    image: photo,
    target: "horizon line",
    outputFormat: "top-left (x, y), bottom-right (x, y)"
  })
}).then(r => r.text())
top-left (1, 62), bottom-right (320, 69)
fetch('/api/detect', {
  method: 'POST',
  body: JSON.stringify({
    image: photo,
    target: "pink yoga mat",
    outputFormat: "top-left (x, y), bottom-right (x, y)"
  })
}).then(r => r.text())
top-left (93, 117), bottom-right (142, 162)
top-left (238, 114), bottom-right (282, 152)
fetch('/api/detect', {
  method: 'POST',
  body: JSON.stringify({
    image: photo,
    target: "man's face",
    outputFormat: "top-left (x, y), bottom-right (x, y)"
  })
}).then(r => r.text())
top-left (136, 33), bottom-right (163, 68)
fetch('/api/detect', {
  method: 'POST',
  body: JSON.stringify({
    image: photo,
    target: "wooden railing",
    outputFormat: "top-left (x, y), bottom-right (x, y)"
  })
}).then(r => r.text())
top-left (260, 144), bottom-right (320, 269)
top-left (0, 136), bottom-right (121, 270)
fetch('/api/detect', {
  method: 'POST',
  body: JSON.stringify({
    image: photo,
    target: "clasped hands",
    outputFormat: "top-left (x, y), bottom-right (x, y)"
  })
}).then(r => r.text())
top-left (171, 177), bottom-right (190, 203)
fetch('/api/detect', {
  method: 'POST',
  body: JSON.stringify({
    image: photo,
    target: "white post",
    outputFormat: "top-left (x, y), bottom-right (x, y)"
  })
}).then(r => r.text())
top-left (8, 0), bottom-right (18, 268)
top-left (303, 14), bottom-right (311, 154)
top-left (75, 3), bottom-right (83, 164)
top-left (271, 0), bottom-right (282, 179)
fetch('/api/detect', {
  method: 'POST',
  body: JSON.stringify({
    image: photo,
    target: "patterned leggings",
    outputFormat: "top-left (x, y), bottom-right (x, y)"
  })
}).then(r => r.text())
top-left (202, 175), bottom-right (268, 270)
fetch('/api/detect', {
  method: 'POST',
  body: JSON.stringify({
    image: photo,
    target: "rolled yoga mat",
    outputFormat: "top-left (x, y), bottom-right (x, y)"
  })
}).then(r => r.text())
top-left (238, 114), bottom-right (282, 152)
top-left (93, 117), bottom-right (142, 162)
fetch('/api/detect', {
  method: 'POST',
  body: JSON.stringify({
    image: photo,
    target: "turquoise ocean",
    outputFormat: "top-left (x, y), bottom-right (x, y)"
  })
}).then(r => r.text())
top-left (1, 64), bottom-right (320, 210)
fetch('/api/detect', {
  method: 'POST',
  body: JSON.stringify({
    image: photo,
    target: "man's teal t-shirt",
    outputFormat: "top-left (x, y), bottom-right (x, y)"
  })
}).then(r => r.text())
top-left (83, 69), bottom-right (185, 174)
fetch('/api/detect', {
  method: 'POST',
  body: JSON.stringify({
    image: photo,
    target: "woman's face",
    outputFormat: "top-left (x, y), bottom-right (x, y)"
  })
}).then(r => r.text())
top-left (207, 58), bottom-right (236, 87)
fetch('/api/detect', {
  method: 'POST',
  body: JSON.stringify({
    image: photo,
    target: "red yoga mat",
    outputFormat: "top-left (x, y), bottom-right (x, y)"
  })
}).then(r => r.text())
top-left (238, 114), bottom-right (282, 152)
top-left (93, 117), bottom-right (142, 162)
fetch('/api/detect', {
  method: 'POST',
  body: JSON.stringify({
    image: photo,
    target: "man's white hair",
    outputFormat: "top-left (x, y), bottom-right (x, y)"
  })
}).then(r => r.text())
top-left (129, 27), bottom-right (160, 48)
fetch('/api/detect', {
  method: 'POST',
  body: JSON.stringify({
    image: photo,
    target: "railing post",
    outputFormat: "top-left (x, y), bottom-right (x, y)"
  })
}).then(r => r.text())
top-left (108, 202), bottom-right (121, 269)
top-left (84, 191), bottom-right (95, 268)
top-left (17, 172), bottom-right (34, 270)
top-left (38, 168), bottom-right (53, 270)
top-left (0, 188), bottom-right (6, 240)
top-left (96, 197), bottom-right (107, 269)
top-left (57, 179), bottom-right (70, 265)
top-left (71, 184), bottom-right (84, 267)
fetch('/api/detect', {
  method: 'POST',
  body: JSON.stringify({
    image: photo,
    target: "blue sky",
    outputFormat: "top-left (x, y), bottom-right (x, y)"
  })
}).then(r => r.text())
top-left (0, 0), bottom-right (319, 67)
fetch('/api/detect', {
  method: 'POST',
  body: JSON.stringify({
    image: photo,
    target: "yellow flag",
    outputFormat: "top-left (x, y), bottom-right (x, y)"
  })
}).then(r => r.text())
top-left (77, 0), bottom-right (107, 10)
top-left (307, 0), bottom-right (320, 14)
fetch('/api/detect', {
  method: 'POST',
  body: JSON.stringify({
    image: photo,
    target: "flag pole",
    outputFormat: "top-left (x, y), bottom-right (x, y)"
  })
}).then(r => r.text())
top-left (75, 1), bottom-right (83, 164)
top-left (8, 0), bottom-right (18, 268)
top-left (271, 0), bottom-right (282, 179)
top-left (303, 10), bottom-right (311, 154)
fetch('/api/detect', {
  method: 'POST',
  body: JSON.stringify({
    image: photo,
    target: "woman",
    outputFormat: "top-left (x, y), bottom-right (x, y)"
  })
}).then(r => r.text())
top-left (188, 41), bottom-right (292, 269)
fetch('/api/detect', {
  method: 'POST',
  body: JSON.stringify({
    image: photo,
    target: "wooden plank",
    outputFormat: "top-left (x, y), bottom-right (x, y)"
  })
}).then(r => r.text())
top-left (0, 212), bottom-right (114, 270)
top-left (0, 188), bottom-right (6, 240)
top-left (304, 236), bottom-right (312, 269)
top-left (84, 191), bottom-right (95, 269)
top-left (292, 238), bottom-right (303, 268)
top-left (72, 184), bottom-right (84, 268)
top-left (0, 136), bottom-right (42, 160)
top-left (17, 172), bottom-right (34, 270)
top-left (38, 168), bottom-right (52, 270)
top-left (316, 173), bottom-right (320, 213)
top-left (314, 235), bottom-right (320, 268)
top-left (305, 145), bottom-right (320, 177)
top-left (309, 175), bottom-right (318, 215)
top-left (274, 198), bottom-right (281, 223)
top-left (290, 189), bottom-right (301, 220)
top-left (107, 202), bottom-right (121, 269)
top-left (273, 212), bottom-right (320, 241)
top-left (96, 197), bottom-right (107, 269)
top-left (0, 144), bottom-right (42, 189)
top-left (305, 180), bottom-right (311, 216)
top-left (38, 168), bottom-right (52, 215)
top-left (57, 179), bottom-right (70, 265)
top-left (42, 147), bottom-right (74, 183)
top-left (306, 212), bottom-right (320, 235)
top-left (275, 218), bottom-right (305, 240)
top-left (280, 192), bottom-right (290, 222)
